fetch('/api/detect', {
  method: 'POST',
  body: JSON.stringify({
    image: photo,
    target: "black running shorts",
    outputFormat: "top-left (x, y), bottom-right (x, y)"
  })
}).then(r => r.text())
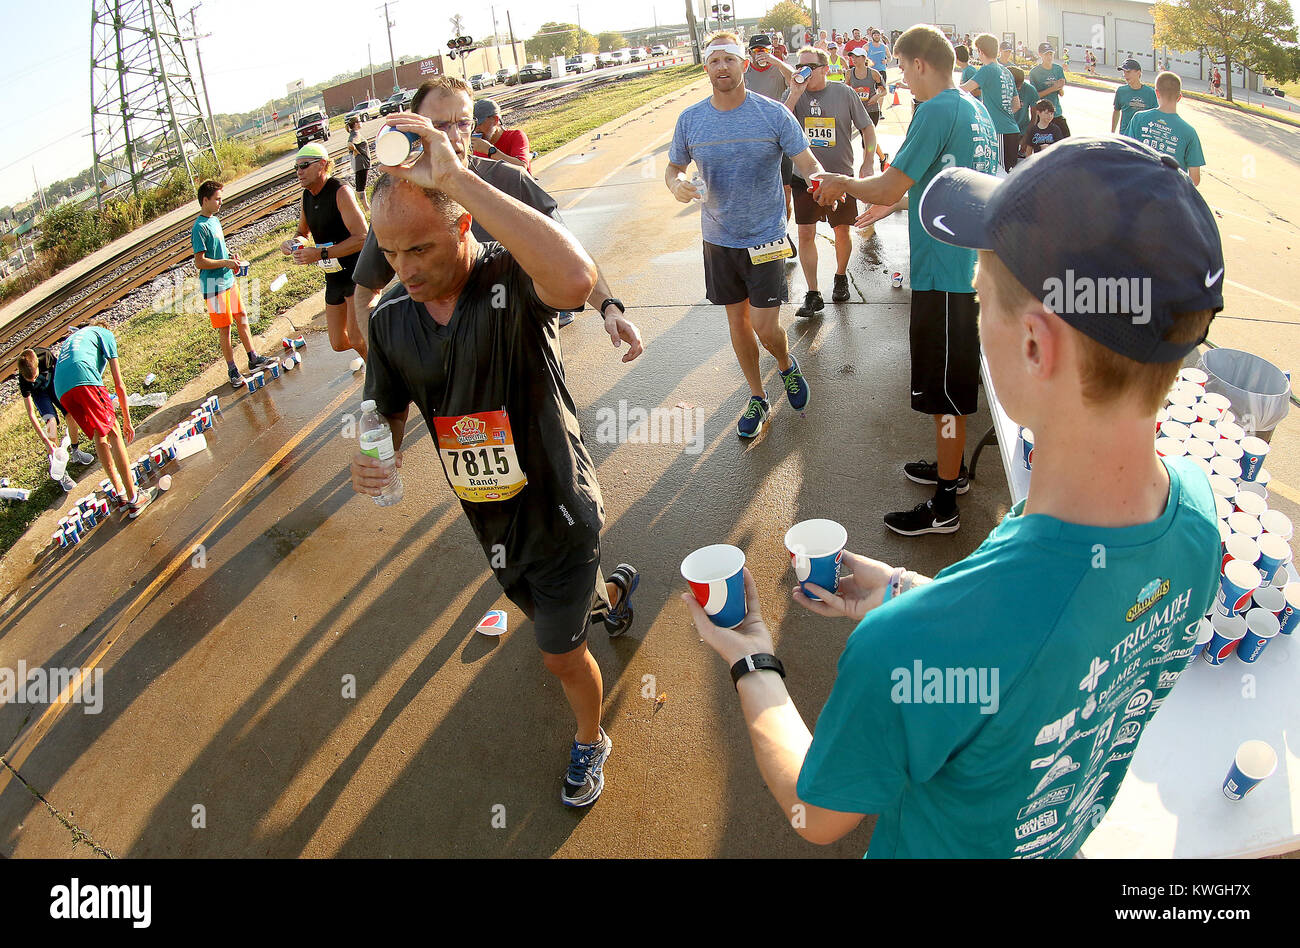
top-left (324, 268), bottom-right (356, 306)
top-left (909, 290), bottom-right (980, 416)
top-left (497, 542), bottom-right (610, 655)
top-left (702, 241), bottom-right (789, 309)
top-left (792, 176), bottom-right (858, 226)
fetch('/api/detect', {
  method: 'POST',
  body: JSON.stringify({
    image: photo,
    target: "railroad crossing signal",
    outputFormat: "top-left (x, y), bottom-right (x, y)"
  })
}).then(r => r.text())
top-left (446, 35), bottom-right (478, 59)
top-left (711, 3), bottom-right (733, 22)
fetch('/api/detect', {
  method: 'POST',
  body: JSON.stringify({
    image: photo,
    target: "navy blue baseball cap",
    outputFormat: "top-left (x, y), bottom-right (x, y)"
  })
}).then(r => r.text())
top-left (918, 136), bottom-right (1223, 363)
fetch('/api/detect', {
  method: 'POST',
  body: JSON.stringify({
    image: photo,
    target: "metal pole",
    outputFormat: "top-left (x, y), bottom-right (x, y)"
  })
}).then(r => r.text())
top-left (147, 0), bottom-right (196, 190)
top-left (369, 44), bottom-right (376, 99)
top-left (381, 2), bottom-right (400, 94)
top-left (187, 7), bottom-right (222, 171)
top-left (34, 167), bottom-right (47, 213)
top-left (491, 5), bottom-right (502, 71)
top-left (507, 10), bottom-right (520, 68)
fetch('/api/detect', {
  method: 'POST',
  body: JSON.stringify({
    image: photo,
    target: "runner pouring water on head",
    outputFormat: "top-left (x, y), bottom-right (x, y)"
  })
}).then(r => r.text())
top-left (666, 31), bottom-right (823, 439)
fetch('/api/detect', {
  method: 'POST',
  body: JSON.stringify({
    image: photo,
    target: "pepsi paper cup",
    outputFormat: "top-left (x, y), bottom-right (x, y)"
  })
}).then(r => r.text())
top-left (1255, 533), bottom-right (1291, 584)
top-left (1215, 420), bottom-right (1245, 443)
top-left (1223, 740), bottom-right (1277, 801)
top-left (1227, 511), bottom-right (1261, 540)
top-left (1203, 611), bottom-right (1246, 664)
top-left (1154, 438), bottom-right (1185, 458)
top-left (784, 519), bottom-right (848, 602)
top-left (1216, 560), bottom-right (1261, 618)
top-left (1179, 367), bottom-right (1208, 387)
top-left (1199, 391), bottom-right (1232, 414)
top-left (1020, 427), bottom-right (1034, 470)
top-left (1210, 455), bottom-right (1242, 481)
top-left (1233, 490), bottom-right (1267, 518)
top-left (375, 127), bottom-right (422, 166)
top-left (1260, 509), bottom-right (1293, 542)
top-left (1278, 583), bottom-right (1300, 635)
top-left (1215, 440), bottom-right (1245, 463)
top-left (1192, 616), bottom-right (1215, 660)
top-left (1196, 405), bottom-right (1224, 425)
top-left (891, 272), bottom-right (903, 289)
top-left (1183, 438), bottom-right (1216, 462)
top-left (1158, 420), bottom-right (1190, 442)
top-left (237, 263), bottom-right (249, 277)
top-left (1239, 436), bottom-right (1269, 482)
top-left (1208, 474), bottom-right (1237, 503)
top-left (475, 609), bottom-right (508, 636)
top-left (245, 376), bottom-right (257, 394)
top-left (1239, 607), bottom-right (1280, 664)
top-left (1166, 388), bottom-right (1197, 409)
top-left (682, 544), bottom-right (747, 629)
top-left (1189, 421), bottom-right (1219, 443)
top-left (1167, 405), bottom-right (1197, 427)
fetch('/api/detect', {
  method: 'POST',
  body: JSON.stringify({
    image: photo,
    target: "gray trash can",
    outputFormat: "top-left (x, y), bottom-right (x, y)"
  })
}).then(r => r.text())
top-left (1199, 348), bottom-right (1291, 441)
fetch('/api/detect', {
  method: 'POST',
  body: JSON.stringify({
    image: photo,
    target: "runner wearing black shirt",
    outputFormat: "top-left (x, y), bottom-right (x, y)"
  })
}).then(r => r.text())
top-left (280, 144), bottom-right (369, 358)
top-left (352, 119), bottom-right (644, 808)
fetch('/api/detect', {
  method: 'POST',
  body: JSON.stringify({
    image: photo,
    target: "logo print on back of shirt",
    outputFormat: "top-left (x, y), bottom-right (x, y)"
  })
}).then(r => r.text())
top-left (1079, 655), bottom-right (1110, 692)
top-left (1032, 755), bottom-right (1080, 796)
top-left (1111, 720), bottom-right (1141, 747)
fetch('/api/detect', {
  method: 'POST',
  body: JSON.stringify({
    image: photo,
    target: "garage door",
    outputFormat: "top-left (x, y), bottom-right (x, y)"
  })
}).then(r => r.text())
top-left (1062, 11), bottom-right (1105, 67)
top-left (1165, 47), bottom-right (1202, 80)
top-left (1114, 19), bottom-right (1154, 71)
top-left (829, 0), bottom-right (883, 34)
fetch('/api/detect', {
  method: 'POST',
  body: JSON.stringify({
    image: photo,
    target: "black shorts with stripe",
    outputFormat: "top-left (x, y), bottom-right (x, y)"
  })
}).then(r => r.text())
top-left (909, 290), bottom-right (980, 416)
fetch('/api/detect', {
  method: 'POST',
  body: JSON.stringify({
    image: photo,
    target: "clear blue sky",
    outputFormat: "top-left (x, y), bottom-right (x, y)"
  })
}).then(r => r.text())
top-left (0, 0), bottom-right (695, 208)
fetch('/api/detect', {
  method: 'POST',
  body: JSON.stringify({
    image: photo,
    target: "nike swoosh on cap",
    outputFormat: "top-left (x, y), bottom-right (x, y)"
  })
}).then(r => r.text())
top-left (1205, 267), bottom-right (1224, 287)
top-left (931, 214), bottom-right (955, 236)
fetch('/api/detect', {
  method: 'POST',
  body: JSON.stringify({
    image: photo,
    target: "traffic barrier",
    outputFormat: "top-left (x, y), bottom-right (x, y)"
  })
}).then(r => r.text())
top-left (648, 55), bottom-right (689, 70)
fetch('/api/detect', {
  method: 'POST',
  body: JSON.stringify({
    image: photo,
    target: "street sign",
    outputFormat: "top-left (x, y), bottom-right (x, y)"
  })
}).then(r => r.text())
top-left (272, 110), bottom-right (279, 120)
top-left (287, 79), bottom-right (304, 94)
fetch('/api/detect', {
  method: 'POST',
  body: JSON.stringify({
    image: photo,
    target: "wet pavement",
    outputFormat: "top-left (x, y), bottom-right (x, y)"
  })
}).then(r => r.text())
top-left (0, 76), bottom-right (1297, 858)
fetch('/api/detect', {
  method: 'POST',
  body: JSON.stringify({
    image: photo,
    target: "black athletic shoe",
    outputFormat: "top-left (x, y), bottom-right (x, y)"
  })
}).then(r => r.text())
top-left (884, 498), bottom-right (960, 536)
top-left (831, 274), bottom-right (850, 302)
top-left (229, 366), bottom-right (245, 390)
top-left (247, 352), bottom-right (276, 371)
top-left (794, 290), bottom-right (824, 317)
top-left (903, 459), bottom-right (970, 494)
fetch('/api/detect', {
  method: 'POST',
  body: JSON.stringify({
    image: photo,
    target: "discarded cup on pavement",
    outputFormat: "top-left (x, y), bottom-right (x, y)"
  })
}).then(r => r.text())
top-left (475, 609), bottom-right (508, 636)
top-left (1223, 740), bottom-right (1277, 800)
top-left (681, 544), bottom-right (747, 629)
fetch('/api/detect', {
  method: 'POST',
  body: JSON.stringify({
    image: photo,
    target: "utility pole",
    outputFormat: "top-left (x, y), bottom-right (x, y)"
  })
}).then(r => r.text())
top-left (685, 0), bottom-right (701, 63)
top-left (368, 44), bottom-right (376, 99)
top-left (507, 10), bottom-right (520, 67)
top-left (491, 6), bottom-right (503, 72)
top-left (184, 5), bottom-right (222, 171)
top-left (378, 1), bottom-right (400, 94)
top-left (33, 168), bottom-right (47, 213)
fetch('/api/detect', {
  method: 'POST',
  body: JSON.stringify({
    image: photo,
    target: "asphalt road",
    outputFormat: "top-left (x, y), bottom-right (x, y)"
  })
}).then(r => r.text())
top-left (0, 74), bottom-right (1295, 858)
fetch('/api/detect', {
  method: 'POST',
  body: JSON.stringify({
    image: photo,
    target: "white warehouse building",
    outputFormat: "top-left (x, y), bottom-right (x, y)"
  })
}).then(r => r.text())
top-left (810, 0), bottom-right (1259, 89)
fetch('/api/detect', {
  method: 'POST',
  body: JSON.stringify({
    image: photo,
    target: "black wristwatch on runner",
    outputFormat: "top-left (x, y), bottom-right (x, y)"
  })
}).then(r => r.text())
top-left (320, 246), bottom-right (330, 261)
top-left (730, 653), bottom-right (786, 690)
top-left (600, 298), bottom-right (625, 317)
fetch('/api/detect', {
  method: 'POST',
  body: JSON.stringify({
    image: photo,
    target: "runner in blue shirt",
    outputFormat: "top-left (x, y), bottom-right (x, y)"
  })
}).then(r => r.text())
top-left (685, 135), bottom-right (1224, 858)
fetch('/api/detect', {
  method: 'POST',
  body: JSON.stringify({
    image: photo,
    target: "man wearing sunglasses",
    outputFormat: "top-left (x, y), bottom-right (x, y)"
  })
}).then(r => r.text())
top-left (280, 144), bottom-right (369, 358)
top-left (352, 77), bottom-right (639, 339)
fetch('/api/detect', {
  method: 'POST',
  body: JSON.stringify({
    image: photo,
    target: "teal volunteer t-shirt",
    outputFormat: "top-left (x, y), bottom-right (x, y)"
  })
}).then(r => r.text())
top-left (796, 458), bottom-right (1220, 858)
top-left (969, 62), bottom-right (1020, 134)
top-left (960, 64), bottom-right (978, 85)
top-left (191, 215), bottom-right (234, 297)
top-left (891, 88), bottom-right (999, 293)
top-left (1029, 63), bottom-right (1066, 118)
top-left (1016, 80), bottom-right (1038, 131)
top-left (53, 327), bottom-right (118, 401)
top-left (1126, 109), bottom-right (1205, 170)
top-left (1114, 83), bottom-right (1158, 136)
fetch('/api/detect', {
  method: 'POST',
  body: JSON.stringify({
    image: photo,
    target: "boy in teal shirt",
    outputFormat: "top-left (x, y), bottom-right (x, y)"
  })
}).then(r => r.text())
top-left (1029, 43), bottom-right (1069, 136)
top-left (962, 33), bottom-right (1022, 170)
top-left (955, 44), bottom-right (977, 85)
top-left (1009, 65), bottom-right (1037, 134)
top-left (1113, 59), bottom-right (1159, 135)
top-left (685, 135), bottom-right (1224, 858)
top-left (802, 25), bottom-right (999, 536)
top-left (1127, 71), bottom-right (1205, 186)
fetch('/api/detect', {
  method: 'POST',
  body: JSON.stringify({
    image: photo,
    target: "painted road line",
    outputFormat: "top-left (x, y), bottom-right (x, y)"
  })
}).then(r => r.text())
top-left (1225, 279), bottom-right (1300, 313)
top-left (0, 376), bottom-right (364, 783)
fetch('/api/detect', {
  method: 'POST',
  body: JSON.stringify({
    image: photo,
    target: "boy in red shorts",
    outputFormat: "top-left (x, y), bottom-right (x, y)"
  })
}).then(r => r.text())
top-left (53, 326), bottom-right (156, 519)
top-left (192, 180), bottom-right (277, 389)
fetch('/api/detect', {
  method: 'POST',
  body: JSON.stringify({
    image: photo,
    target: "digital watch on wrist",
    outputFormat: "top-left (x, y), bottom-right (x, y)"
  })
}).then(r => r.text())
top-left (600, 298), bottom-right (625, 317)
top-left (320, 246), bottom-right (330, 261)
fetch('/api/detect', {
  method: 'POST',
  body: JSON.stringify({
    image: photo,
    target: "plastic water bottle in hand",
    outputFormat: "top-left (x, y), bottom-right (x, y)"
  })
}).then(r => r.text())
top-left (359, 399), bottom-right (403, 506)
top-left (690, 173), bottom-right (707, 204)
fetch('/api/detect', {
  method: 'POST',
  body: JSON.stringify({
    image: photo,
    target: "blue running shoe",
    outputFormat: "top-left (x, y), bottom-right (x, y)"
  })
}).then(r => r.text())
top-left (561, 727), bottom-right (613, 807)
top-left (780, 357), bottom-right (810, 411)
top-left (737, 396), bottom-right (770, 438)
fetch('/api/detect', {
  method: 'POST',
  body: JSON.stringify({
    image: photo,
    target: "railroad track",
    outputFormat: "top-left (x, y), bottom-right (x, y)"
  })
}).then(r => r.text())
top-left (0, 144), bottom-right (350, 377)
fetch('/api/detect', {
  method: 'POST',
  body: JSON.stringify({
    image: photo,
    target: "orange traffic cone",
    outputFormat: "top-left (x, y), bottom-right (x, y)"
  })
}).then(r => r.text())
top-left (892, 87), bottom-right (901, 106)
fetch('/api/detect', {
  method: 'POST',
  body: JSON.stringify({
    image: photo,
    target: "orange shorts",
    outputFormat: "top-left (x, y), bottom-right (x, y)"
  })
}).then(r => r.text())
top-left (205, 284), bottom-right (246, 329)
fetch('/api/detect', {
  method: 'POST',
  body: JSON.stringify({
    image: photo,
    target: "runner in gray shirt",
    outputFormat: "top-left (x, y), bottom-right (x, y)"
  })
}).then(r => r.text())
top-left (746, 33), bottom-right (797, 224)
top-left (784, 46), bottom-right (875, 313)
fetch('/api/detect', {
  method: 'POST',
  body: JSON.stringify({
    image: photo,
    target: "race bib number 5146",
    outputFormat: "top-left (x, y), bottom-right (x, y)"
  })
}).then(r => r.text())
top-left (433, 409), bottom-right (527, 503)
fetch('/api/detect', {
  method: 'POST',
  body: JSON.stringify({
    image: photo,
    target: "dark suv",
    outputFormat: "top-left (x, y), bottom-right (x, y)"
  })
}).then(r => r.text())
top-left (295, 110), bottom-right (329, 148)
top-left (379, 89), bottom-right (415, 116)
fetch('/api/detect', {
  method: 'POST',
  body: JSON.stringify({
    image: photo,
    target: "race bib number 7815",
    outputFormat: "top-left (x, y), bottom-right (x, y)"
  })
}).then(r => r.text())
top-left (433, 409), bottom-right (527, 503)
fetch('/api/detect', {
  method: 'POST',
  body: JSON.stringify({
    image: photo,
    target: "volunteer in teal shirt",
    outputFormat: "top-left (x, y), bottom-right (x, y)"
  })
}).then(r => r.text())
top-left (963, 38), bottom-right (1021, 170)
top-left (191, 213), bottom-right (234, 299)
top-left (1010, 66), bottom-right (1037, 132)
top-left (1126, 73), bottom-right (1206, 187)
top-left (685, 133), bottom-right (1226, 859)
top-left (1029, 44), bottom-right (1069, 135)
top-left (52, 326), bottom-right (117, 402)
top-left (1113, 59), bottom-right (1159, 135)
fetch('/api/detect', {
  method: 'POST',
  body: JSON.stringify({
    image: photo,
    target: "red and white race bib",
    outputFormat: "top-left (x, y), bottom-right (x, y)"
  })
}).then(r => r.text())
top-left (433, 409), bottom-right (527, 503)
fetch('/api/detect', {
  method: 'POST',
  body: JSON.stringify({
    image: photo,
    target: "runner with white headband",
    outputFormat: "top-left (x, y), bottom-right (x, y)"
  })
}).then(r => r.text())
top-left (666, 31), bottom-right (829, 439)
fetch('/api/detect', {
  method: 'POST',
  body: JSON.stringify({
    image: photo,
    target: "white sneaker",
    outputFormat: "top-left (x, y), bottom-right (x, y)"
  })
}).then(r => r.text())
top-left (69, 448), bottom-right (95, 465)
top-left (58, 474), bottom-right (76, 492)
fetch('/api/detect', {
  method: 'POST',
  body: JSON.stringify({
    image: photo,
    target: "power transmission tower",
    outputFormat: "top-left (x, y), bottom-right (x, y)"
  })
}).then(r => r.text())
top-left (90, 0), bottom-right (215, 208)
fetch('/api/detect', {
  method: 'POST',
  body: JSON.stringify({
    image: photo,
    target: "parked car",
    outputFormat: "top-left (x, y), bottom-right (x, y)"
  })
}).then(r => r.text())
top-left (651, 44), bottom-right (670, 56)
top-left (295, 110), bottom-right (329, 148)
top-left (469, 72), bottom-right (496, 90)
top-left (597, 50), bottom-right (624, 68)
top-left (379, 89), bottom-right (414, 116)
top-left (345, 99), bottom-right (383, 124)
top-left (628, 47), bottom-right (648, 62)
top-left (519, 62), bottom-right (551, 83)
top-left (566, 53), bottom-right (597, 73)
top-left (496, 65), bottom-right (519, 85)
